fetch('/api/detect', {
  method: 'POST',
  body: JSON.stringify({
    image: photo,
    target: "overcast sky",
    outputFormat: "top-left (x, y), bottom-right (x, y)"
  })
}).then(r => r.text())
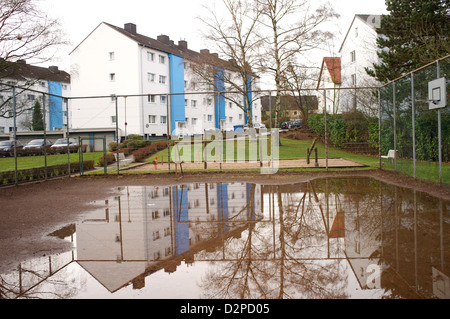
top-left (40, 0), bottom-right (388, 86)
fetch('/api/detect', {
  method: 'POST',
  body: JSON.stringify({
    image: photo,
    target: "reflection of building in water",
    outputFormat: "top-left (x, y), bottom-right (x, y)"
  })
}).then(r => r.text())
top-left (1, 179), bottom-right (448, 299)
top-left (75, 182), bottom-right (262, 292)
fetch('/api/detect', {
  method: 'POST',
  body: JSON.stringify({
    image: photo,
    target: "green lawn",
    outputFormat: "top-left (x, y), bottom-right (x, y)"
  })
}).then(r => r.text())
top-left (0, 152), bottom-right (106, 172)
top-left (1, 137), bottom-right (446, 186)
top-left (145, 137), bottom-right (379, 167)
top-left (144, 136), bottom-right (448, 184)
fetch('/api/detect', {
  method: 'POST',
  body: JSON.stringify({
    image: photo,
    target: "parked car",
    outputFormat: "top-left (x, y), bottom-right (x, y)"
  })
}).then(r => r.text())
top-left (253, 123), bottom-right (266, 132)
top-left (0, 140), bottom-right (24, 157)
top-left (50, 138), bottom-right (78, 154)
top-left (281, 122), bottom-right (291, 129)
top-left (23, 139), bottom-right (53, 155)
top-left (291, 120), bottom-right (302, 128)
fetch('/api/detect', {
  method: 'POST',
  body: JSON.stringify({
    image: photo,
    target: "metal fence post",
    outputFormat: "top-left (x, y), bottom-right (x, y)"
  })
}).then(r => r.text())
top-left (65, 98), bottom-right (71, 177)
top-left (42, 93), bottom-right (48, 180)
top-left (378, 88), bottom-right (381, 170)
top-left (103, 136), bottom-right (107, 175)
top-left (437, 60), bottom-right (442, 185)
top-left (166, 94), bottom-right (171, 173)
top-left (393, 82), bottom-right (397, 172)
top-left (411, 73), bottom-right (416, 178)
top-left (324, 89), bottom-right (328, 171)
top-left (115, 96), bottom-right (120, 175)
top-left (12, 86), bottom-right (18, 185)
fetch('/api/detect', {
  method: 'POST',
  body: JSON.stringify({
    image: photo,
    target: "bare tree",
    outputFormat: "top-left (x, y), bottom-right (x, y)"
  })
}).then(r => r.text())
top-left (0, 0), bottom-right (65, 65)
top-left (257, 0), bottom-right (338, 127)
top-left (195, 0), bottom-right (264, 128)
top-left (0, 0), bottom-right (66, 118)
top-left (281, 62), bottom-right (319, 127)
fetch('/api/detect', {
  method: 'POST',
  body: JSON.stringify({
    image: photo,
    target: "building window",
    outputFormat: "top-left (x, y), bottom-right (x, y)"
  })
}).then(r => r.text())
top-left (191, 118), bottom-right (197, 125)
top-left (148, 73), bottom-right (155, 82)
top-left (147, 51), bottom-right (154, 61)
top-left (229, 116), bottom-right (233, 123)
top-left (160, 95), bottom-right (166, 104)
top-left (111, 116), bottom-right (116, 124)
top-left (109, 52), bottom-right (115, 60)
top-left (159, 75), bottom-right (166, 84)
top-left (350, 50), bottom-right (356, 62)
top-left (159, 55), bottom-right (165, 64)
top-left (185, 99), bottom-right (189, 107)
top-left (160, 116), bottom-right (167, 124)
top-left (351, 74), bottom-right (357, 86)
top-left (185, 117), bottom-right (189, 124)
top-left (239, 114), bottom-right (243, 120)
top-left (27, 94), bottom-right (35, 101)
top-left (191, 100), bottom-right (197, 108)
top-left (207, 115), bottom-right (213, 122)
top-left (149, 115), bottom-right (156, 124)
top-left (355, 27), bottom-right (358, 38)
top-left (229, 102), bottom-right (232, 109)
top-left (148, 95), bottom-right (156, 103)
top-left (109, 73), bottom-right (115, 81)
top-left (0, 127), bottom-right (4, 133)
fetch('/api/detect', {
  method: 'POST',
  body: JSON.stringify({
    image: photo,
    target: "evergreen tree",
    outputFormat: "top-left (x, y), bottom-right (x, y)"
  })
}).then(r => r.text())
top-left (367, 0), bottom-right (450, 82)
top-left (32, 100), bottom-right (44, 131)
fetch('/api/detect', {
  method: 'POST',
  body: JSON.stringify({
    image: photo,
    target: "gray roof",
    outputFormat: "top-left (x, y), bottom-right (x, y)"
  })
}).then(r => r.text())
top-left (0, 59), bottom-right (70, 83)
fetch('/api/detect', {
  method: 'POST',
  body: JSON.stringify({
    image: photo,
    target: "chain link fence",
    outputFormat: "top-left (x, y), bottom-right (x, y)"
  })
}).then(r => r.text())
top-left (379, 55), bottom-right (449, 186)
top-left (1, 56), bottom-right (448, 187)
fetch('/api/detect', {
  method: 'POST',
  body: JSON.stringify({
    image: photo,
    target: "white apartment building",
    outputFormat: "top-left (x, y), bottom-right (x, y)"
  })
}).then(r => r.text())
top-left (0, 60), bottom-right (70, 134)
top-left (338, 14), bottom-right (382, 114)
top-left (70, 22), bottom-right (262, 140)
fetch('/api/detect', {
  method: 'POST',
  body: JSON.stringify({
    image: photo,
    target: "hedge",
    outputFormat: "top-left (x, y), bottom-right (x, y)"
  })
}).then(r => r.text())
top-left (133, 140), bottom-right (169, 162)
top-left (308, 111), bottom-right (379, 149)
top-left (0, 161), bottom-right (95, 185)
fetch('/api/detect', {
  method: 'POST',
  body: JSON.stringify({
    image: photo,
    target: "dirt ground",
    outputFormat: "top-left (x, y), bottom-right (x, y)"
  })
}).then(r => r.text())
top-left (0, 169), bottom-right (449, 274)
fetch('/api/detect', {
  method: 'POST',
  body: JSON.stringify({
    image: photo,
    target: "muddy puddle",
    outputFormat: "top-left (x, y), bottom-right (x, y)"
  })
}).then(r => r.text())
top-left (1, 177), bottom-right (449, 299)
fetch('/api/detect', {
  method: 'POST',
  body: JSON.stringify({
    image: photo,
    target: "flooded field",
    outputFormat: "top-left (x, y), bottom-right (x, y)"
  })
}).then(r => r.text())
top-left (1, 177), bottom-right (449, 299)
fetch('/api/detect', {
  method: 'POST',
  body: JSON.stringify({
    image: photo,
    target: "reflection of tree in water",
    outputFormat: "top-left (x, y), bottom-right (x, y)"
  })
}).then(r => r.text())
top-left (199, 183), bottom-right (349, 299)
top-left (0, 257), bottom-right (83, 299)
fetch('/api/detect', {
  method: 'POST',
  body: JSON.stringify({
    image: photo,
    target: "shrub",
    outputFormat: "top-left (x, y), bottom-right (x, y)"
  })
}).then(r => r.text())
top-left (126, 134), bottom-right (143, 140)
top-left (99, 153), bottom-right (116, 167)
top-left (132, 140), bottom-right (168, 162)
top-left (0, 161), bottom-right (95, 185)
top-left (109, 142), bottom-right (118, 152)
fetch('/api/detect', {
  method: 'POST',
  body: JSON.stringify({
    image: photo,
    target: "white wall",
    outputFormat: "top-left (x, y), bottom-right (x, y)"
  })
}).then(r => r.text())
top-left (70, 23), bottom-right (140, 136)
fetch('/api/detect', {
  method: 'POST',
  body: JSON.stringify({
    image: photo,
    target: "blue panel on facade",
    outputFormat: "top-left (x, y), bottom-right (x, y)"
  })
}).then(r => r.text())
top-left (218, 183), bottom-right (229, 236)
top-left (168, 54), bottom-right (185, 133)
top-left (48, 81), bottom-right (63, 131)
top-left (214, 67), bottom-right (226, 129)
top-left (173, 186), bottom-right (189, 255)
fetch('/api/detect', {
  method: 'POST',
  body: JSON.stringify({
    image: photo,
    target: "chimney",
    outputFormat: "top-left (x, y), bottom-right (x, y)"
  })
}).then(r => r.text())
top-left (211, 53), bottom-right (219, 59)
top-left (49, 66), bottom-right (59, 73)
top-left (200, 49), bottom-right (210, 55)
top-left (124, 23), bottom-right (137, 34)
top-left (178, 40), bottom-right (188, 50)
top-left (157, 35), bottom-right (170, 45)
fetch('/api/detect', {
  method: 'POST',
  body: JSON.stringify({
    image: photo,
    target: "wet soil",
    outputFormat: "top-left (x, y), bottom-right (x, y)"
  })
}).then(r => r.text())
top-left (0, 169), bottom-right (449, 274)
